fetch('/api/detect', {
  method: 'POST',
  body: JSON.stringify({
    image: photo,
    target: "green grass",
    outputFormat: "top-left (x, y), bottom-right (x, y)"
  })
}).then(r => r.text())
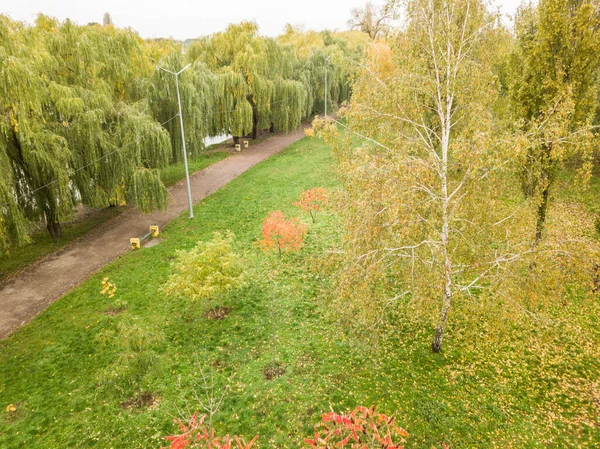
top-left (159, 152), bottom-right (229, 187)
top-left (0, 153), bottom-right (229, 281)
top-left (0, 137), bottom-right (599, 449)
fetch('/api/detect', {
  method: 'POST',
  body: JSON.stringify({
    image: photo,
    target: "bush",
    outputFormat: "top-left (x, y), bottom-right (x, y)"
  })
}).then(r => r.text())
top-left (162, 231), bottom-right (246, 301)
top-left (305, 405), bottom-right (409, 449)
top-left (258, 210), bottom-right (307, 256)
top-left (294, 188), bottom-right (329, 223)
top-left (161, 406), bottom-right (415, 449)
top-left (162, 413), bottom-right (258, 449)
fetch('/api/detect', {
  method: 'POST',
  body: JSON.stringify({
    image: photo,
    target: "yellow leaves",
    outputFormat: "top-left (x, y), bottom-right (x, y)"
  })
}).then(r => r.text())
top-left (100, 277), bottom-right (117, 299)
top-left (367, 41), bottom-right (394, 80)
top-left (5, 404), bottom-right (16, 413)
top-left (161, 231), bottom-right (246, 301)
top-left (9, 109), bottom-right (18, 133)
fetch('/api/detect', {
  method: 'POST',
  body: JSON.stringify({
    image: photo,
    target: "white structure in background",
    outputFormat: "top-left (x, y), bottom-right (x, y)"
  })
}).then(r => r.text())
top-left (204, 134), bottom-right (232, 147)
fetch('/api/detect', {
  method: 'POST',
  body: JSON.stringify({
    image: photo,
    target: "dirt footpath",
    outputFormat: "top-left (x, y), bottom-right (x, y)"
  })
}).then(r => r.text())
top-left (0, 126), bottom-right (308, 339)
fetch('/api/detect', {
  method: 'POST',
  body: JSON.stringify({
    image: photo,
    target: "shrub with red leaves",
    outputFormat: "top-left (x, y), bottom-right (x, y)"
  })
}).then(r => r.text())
top-left (304, 406), bottom-right (409, 449)
top-left (162, 413), bottom-right (258, 449)
top-left (258, 210), bottom-right (307, 256)
top-left (161, 407), bottom-right (435, 449)
top-left (294, 188), bottom-right (329, 223)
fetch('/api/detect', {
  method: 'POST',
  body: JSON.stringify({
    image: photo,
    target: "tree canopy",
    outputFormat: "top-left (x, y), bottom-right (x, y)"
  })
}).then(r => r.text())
top-left (0, 15), bottom-right (171, 243)
top-left (0, 15), bottom-right (364, 250)
top-left (509, 0), bottom-right (600, 241)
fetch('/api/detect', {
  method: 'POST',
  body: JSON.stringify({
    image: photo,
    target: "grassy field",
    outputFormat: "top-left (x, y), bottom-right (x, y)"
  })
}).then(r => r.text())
top-left (0, 152), bottom-right (229, 281)
top-left (158, 151), bottom-right (229, 187)
top-left (0, 136), bottom-right (599, 449)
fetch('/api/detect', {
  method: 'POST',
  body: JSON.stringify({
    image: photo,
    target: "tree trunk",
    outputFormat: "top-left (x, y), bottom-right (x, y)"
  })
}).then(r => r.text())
top-left (270, 122), bottom-right (275, 133)
top-left (432, 326), bottom-right (444, 353)
top-left (252, 108), bottom-right (259, 140)
top-left (535, 182), bottom-right (550, 243)
top-left (534, 143), bottom-right (553, 243)
top-left (233, 136), bottom-right (240, 146)
top-left (432, 115), bottom-right (453, 354)
top-left (432, 261), bottom-right (452, 353)
top-left (45, 210), bottom-right (62, 239)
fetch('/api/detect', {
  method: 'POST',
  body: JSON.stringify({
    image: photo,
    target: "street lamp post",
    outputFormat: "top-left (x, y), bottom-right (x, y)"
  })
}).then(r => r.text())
top-left (324, 55), bottom-right (331, 117)
top-left (158, 63), bottom-right (194, 219)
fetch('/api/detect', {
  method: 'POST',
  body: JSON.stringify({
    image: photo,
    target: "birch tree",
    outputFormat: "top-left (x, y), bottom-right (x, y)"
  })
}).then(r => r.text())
top-left (315, 0), bottom-right (527, 352)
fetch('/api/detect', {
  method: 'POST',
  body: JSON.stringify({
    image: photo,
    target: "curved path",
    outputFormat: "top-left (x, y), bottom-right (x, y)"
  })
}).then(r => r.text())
top-left (0, 126), bottom-right (308, 339)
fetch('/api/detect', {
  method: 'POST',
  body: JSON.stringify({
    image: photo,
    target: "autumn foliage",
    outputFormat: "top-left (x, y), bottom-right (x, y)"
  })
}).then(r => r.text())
top-left (163, 413), bottom-right (258, 449)
top-left (305, 406), bottom-right (409, 449)
top-left (162, 407), bottom-right (414, 449)
top-left (294, 188), bottom-right (329, 223)
top-left (258, 210), bottom-right (307, 255)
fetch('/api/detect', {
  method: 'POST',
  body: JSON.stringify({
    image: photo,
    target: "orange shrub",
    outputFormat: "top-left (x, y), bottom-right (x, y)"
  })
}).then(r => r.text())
top-left (258, 210), bottom-right (307, 256)
top-left (294, 188), bottom-right (329, 222)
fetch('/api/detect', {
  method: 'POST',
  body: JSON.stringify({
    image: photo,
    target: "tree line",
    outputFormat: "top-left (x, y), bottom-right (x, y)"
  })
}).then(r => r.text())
top-left (0, 15), bottom-right (368, 248)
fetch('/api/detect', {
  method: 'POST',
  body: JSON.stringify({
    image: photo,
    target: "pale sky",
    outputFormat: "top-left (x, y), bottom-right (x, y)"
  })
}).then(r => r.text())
top-left (3, 0), bottom-right (523, 40)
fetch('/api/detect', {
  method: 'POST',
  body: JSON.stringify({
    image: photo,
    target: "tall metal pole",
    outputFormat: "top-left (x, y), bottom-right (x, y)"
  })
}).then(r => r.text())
top-left (159, 64), bottom-right (194, 219)
top-left (324, 65), bottom-right (328, 117)
top-left (175, 72), bottom-right (194, 218)
top-left (324, 56), bottom-right (330, 117)
top-left (324, 55), bottom-right (332, 117)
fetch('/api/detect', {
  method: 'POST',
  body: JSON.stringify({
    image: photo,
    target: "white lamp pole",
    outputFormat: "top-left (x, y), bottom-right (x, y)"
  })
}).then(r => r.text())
top-left (324, 55), bottom-right (331, 117)
top-left (158, 63), bottom-right (194, 219)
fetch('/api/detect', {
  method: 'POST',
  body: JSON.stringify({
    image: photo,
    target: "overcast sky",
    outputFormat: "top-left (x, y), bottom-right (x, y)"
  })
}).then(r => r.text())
top-left (3, 0), bottom-right (523, 40)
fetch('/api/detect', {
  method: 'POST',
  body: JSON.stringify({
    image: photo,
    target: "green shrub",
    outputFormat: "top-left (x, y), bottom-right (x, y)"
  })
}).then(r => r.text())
top-left (162, 231), bottom-right (246, 301)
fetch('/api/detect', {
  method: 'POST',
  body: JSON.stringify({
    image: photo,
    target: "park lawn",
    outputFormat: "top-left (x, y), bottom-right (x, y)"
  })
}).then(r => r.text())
top-left (158, 151), bottom-right (229, 187)
top-left (0, 152), bottom-right (229, 281)
top-left (0, 136), bottom-right (599, 449)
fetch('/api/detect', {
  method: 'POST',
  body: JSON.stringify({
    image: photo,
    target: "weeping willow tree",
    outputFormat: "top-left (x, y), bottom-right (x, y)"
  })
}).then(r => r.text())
top-left (278, 27), bottom-right (369, 118)
top-left (0, 17), bottom-right (34, 252)
top-left (0, 136), bottom-right (27, 253)
top-left (0, 15), bottom-right (171, 240)
top-left (187, 22), bottom-right (312, 141)
top-left (145, 51), bottom-right (216, 162)
top-left (0, 15), bottom-right (366, 249)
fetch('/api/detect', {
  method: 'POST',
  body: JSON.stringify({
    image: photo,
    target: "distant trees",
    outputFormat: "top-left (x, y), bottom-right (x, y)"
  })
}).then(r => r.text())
top-left (103, 12), bottom-right (113, 26)
top-left (0, 15), bottom-right (362, 250)
top-left (348, 2), bottom-right (393, 39)
top-left (185, 22), bottom-right (364, 143)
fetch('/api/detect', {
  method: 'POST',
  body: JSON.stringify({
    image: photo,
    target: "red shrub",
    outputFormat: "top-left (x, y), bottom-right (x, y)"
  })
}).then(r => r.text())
top-left (304, 405), bottom-right (409, 449)
top-left (258, 210), bottom-right (307, 256)
top-left (162, 407), bottom-right (422, 449)
top-left (162, 413), bottom-right (258, 449)
top-left (294, 188), bottom-right (329, 223)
